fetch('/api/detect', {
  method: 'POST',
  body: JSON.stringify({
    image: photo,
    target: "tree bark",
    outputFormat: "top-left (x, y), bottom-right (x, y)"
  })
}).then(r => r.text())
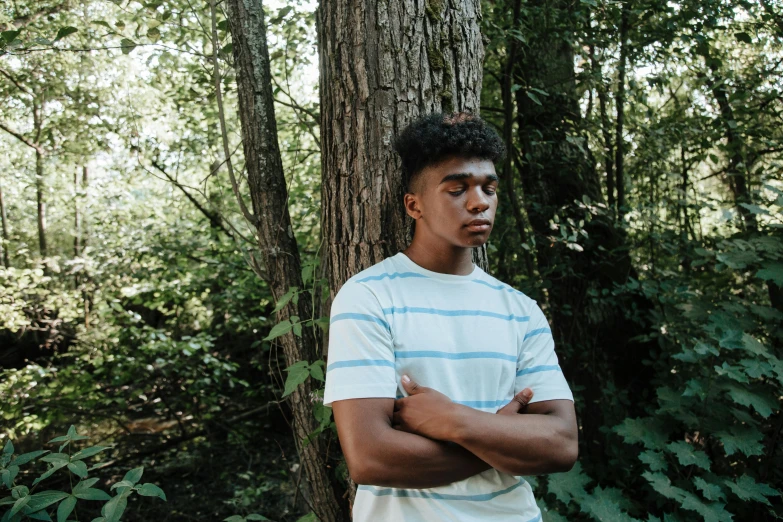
top-left (223, 0), bottom-right (345, 520)
top-left (614, 4), bottom-right (629, 219)
top-left (502, 0), bottom-right (537, 280)
top-left (317, 0), bottom-right (488, 306)
top-left (0, 179), bottom-right (9, 268)
top-left (33, 100), bottom-right (47, 258)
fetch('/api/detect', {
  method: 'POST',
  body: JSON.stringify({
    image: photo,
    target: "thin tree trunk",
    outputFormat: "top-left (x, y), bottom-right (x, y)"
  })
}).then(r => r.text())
top-left (317, 0), bottom-right (488, 307)
top-left (0, 179), bottom-right (9, 268)
top-left (223, 0), bottom-right (345, 520)
top-left (81, 166), bottom-right (88, 251)
top-left (590, 46), bottom-right (615, 211)
top-left (502, 0), bottom-right (537, 280)
top-left (614, 4), bottom-right (629, 219)
top-left (74, 168), bottom-right (81, 258)
top-left (32, 100), bottom-right (47, 258)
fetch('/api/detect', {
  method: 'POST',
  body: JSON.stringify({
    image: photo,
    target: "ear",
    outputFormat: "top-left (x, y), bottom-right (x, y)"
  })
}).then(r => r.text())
top-left (404, 192), bottom-right (422, 221)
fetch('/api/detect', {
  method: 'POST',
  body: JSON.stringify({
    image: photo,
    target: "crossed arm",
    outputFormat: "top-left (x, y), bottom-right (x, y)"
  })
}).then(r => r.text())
top-left (332, 376), bottom-right (578, 489)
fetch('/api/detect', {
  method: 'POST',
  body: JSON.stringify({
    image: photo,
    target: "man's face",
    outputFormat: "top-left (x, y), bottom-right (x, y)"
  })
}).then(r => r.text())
top-left (404, 155), bottom-right (499, 248)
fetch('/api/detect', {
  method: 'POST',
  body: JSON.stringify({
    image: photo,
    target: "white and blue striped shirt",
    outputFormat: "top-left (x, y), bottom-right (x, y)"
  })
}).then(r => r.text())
top-left (324, 252), bottom-right (573, 521)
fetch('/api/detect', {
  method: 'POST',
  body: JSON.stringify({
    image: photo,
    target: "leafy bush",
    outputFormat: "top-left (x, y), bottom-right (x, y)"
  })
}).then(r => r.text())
top-left (0, 426), bottom-right (165, 522)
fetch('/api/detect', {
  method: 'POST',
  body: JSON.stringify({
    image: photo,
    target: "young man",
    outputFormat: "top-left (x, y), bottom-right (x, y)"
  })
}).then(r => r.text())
top-left (323, 112), bottom-right (578, 521)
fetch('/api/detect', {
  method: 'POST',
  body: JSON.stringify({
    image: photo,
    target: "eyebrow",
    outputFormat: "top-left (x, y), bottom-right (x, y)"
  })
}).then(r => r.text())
top-left (438, 172), bottom-right (500, 184)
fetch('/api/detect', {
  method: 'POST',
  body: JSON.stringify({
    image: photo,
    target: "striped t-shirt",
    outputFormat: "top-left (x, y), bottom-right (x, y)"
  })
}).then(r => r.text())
top-left (324, 252), bottom-right (573, 522)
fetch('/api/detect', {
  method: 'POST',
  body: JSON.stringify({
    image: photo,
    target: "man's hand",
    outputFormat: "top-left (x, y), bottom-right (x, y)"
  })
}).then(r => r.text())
top-left (393, 375), bottom-right (458, 441)
top-left (393, 375), bottom-right (535, 440)
top-left (496, 387), bottom-right (534, 416)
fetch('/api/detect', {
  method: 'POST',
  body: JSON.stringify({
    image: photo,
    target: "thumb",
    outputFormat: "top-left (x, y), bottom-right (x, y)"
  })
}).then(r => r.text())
top-left (496, 388), bottom-right (534, 415)
top-left (401, 374), bottom-right (423, 394)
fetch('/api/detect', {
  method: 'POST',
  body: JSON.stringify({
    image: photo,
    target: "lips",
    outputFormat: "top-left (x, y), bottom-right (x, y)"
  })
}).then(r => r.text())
top-left (465, 219), bottom-right (491, 232)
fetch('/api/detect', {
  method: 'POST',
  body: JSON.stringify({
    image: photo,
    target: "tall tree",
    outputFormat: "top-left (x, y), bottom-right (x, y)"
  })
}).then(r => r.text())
top-left (317, 0), bottom-right (488, 301)
top-left (222, 0), bottom-right (345, 520)
top-left (513, 0), bottom-right (653, 463)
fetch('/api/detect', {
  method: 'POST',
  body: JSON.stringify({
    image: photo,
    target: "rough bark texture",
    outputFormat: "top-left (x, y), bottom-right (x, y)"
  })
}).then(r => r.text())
top-left (514, 0), bottom-right (654, 466)
top-left (224, 0), bottom-right (345, 520)
top-left (317, 0), bottom-right (487, 306)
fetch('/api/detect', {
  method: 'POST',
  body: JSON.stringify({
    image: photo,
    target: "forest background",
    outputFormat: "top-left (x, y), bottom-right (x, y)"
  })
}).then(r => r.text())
top-left (1, 0), bottom-right (782, 521)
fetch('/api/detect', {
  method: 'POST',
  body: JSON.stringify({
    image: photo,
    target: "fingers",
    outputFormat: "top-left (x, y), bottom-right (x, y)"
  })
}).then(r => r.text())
top-left (401, 374), bottom-right (422, 394)
top-left (496, 388), bottom-right (534, 415)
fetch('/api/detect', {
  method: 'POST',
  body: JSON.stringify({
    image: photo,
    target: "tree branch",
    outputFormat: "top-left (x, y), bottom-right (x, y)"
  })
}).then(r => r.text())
top-left (0, 121), bottom-right (43, 153)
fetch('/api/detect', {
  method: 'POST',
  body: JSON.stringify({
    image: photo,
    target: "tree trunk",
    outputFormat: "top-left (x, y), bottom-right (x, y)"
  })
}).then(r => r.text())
top-left (590, 45), bottom-right (615, 211)
top-left (614, 4), bottom-right (629, 219)
top-left (33, 101), bottom-right (46, 258)
top-left (74, 167), bottom-right (81, 258)
top-left (502, 0), bottom-right (537, 281)
top-left (513, 0), bottom-right (653, 466)
top-left (224, 0), bottom-right (345, 520)
top-left (317, 0), bottom-right (488, 305)
top-left (0, 179), bottom-right (9, 268)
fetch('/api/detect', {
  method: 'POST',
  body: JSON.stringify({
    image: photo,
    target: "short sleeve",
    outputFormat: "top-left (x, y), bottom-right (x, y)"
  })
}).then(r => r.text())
top-left (323, 281), bottom-right (397, 406)
top-left (515, 303), bottom-right (574, 403)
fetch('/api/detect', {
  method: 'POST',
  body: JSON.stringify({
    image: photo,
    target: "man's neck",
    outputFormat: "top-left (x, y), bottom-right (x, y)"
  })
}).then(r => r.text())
top-left (402, 236), bottom-right (475, 276)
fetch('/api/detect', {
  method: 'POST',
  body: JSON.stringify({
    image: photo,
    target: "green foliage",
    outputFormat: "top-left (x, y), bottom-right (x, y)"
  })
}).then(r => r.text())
top-left (0, 427), bottom-right (164, 521)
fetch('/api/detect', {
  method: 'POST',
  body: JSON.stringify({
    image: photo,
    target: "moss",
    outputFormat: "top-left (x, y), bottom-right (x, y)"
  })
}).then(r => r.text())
top-left (425, 0), bottom-right (445, 21)
top-left (427, 41), bottom-right (445, 70)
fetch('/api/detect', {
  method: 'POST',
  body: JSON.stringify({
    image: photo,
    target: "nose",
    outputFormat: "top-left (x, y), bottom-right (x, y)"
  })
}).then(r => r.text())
top-left (467, 186), bottom-right (491, 213)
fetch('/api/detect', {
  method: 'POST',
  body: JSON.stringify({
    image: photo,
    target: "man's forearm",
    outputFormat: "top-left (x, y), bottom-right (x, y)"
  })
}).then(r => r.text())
top-left (446, 404), bottom-right (578, 476)
top-left (350, 428), bottom-right (491, 489)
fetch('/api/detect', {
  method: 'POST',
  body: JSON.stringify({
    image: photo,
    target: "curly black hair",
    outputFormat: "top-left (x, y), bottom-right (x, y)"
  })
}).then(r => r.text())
top-left (393, 112), bottom-right (506, 193)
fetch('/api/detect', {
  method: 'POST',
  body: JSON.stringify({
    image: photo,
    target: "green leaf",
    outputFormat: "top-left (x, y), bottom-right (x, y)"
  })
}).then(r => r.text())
top-left (24, 491), bottom-right (69, 514)
top-left (9, 497), bottom-right (30, 518)
top-left (526, 91), bottom-right (543, 106)
top-left (638, 450), bottom-right (668, 471)
top-left (309, 360), bottom-right (325, 382)
top-left (26, 510), bottom-right (52, 521)
top-left (725, 475), bottom-right (780, 506)
top-left (726, 385), bottom-right (776, 418)
top-left (694, 477), bottom-right (725, 501)
top-left (223, 517), bottom-right (245, 522)
top-left (547, 461), bottom-right (590, 504)
top-left (1, 31), bottom-right (21, 44)
top-left (110, 480), bottom-right (135, 491)
top-left (578, 486), bottom-right (637, 522)
top-left (102, 493), bottom-right (128, 522)
top-left (613, 417), bottom-right (668, 449)
top-left (54, 27), bottom-right (78, 41)
top-left (147, 27), bottom-right (160, 41)
top-left (57, 496), bottom-right (77, 522)
top-left (245, 515), bottom-right (270, 521)
top-left (67, 461), bottom-right (88, 479)
top-left (680, 493), bottom-right (733, 522)
top-left (71, 446), bottom-right (110, 461)
top-left (756, 263), bottom-right (783, 286)
top-left (136, 483), bottom-right (166, 501)
top-left (2, 440), bottom-right (13, 455)
top-left (282, 361), bottom-right (310, 398)
top-left (715, 426), bottom-right (764, 457)
top-left (264, 320), bottom-right (293, 341)
top-left (741, 334), bottom-right (770, 358)
top-left (666, 441), bottom-right (710, 471)
top-left (120, 38), bottom-right (137, 54)
top-left (642, 472), bottom-right (686, 502)
top-left (73, 478), bottom-right (100, 494)
top-left (12, 451), bottom-right (49, 466)
top-left (73, 489), bottom-right (111, 501)
top-left (122, 467), bottom-right (143, 485)
top-left (273, 288), bottom-right (298, 313)
top-left (734, 32), bottom-right (752, 43)
top-left (295, 513), bottom-right (316, 522)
